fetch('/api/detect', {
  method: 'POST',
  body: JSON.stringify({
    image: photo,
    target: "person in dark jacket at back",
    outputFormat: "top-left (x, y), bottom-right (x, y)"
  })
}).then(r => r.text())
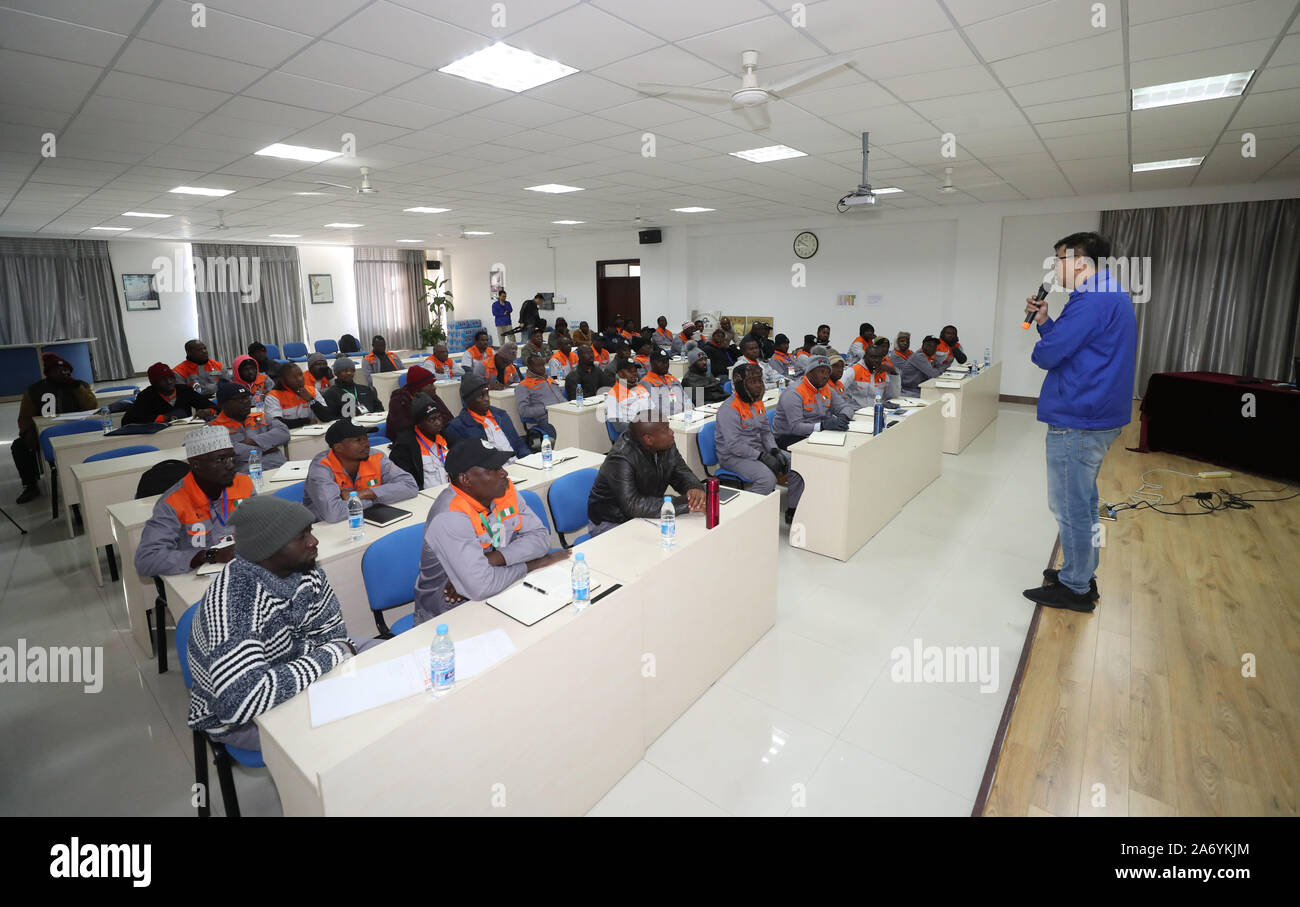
top-left (701, 328), bottom-right (738, 378)
top-left (587, 420), bottom-right (705, 537)
top-left (680, 348), bottom-right (728, 406)
top-left (444, 373), bottom-right (530, 459)
top-left (312, 357), bottom-right (383, 422)
top-left (124, 363), bottom-right (215, 425)
top-left (564, 344), bottom-right (607, 401)
top-left (385, 365), bottom-right (449, 439)
top-left (338, 333), bottom-right (361, 355)
top-left (11, 353), bottom-right (99, 503)
top-left (389, 395), bottom-right (453, 491)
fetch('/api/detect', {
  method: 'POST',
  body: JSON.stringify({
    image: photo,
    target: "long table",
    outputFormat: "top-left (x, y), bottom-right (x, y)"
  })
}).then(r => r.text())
top-left (546, 397), bottom-right (613, 454)
top-left (788, 400), bottom-right (944, 560)
top-left (918, 361), bottom-right (1001, 454)
top-left (253, 486), bottom-right (778, 816)
top-left (669, 388), bottom-right (780, 477)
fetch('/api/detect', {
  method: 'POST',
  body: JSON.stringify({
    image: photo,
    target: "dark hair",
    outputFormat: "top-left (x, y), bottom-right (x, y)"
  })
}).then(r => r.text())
top-left (859, 323), bottom-right (874, 335)
top-left (339, 334), bottom-right (361, 353)
top-left (530, 326), bottom-right (543, 337)
top-left (185, 338), bottom-right (201, 352)
top-left (817, 324), bottom-right (830, 332)
top-left (774, 333), bottom-right (789, 345)
top-left (632, 337), bottom-right (650, 352)
top-left (803, 334), bottom-right (815, 348)
top-left (527, 352), bottom-right (547, 369)
top-left (372, 335), bottom-right (385, 344)
top-left (922, 335), bottom-right (939, 345)
top-left (614, 355), bottom-right (636, 374)
top-left (247, 342), bottom-right (266, 354)
top-left (1054, 231), bottom-right (1111, 264)
top-left (873, 337), bottom-right (890, 347)
top-left (474, 329), bottom-right (490, 341)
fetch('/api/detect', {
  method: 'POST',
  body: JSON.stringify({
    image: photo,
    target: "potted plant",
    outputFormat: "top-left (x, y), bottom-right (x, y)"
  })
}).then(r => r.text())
top-left (418, 276), bottom-right (454, 350)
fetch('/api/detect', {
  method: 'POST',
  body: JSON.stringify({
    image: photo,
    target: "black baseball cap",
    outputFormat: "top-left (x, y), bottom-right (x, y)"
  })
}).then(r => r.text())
top-left (325, 418), bottom-right (369, 446)
top-left (445, 438), bottom-right (512, 479)
top-left (215, 381), bottom-right (250, 404)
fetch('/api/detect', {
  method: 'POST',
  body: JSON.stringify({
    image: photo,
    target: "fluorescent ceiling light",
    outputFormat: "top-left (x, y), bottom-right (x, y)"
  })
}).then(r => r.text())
top-left (439, 42), bottom-right (578, 93)
top-left (324, 222), bottom-right (363, 228)
top-left (729, 144), bottom-right (807, 163)
top-left (872, 187), bottom-right (903, 194)
top-left (463, 231), bottom-right (493, 235)
top-left (671, 206), bottom-right (715, 213)
top-left (255, 143), bottom-right (341, 163)
top-left (1132, 157), bottom-right (1204, 172)
top-left (268, 233), bottom-right (301, 238)
top-left (396, 239), bottom-right (425, 243)
top-left (170, 186), bottom-right (234, 196)
top-left (91, 226), bottom-right (130, 231)
top-left (552, 220), bottom-right (584, 225)
top-left (404, 206), bottom-right (451, 213)
top-left (525, 184), bottom-right (583, 194)
top-left (123, 211), bottom-right (171, 218)
top-left (1132, 71), bottom-right (1253, 111)
top-left (294, 191), bottom-right (327, 196)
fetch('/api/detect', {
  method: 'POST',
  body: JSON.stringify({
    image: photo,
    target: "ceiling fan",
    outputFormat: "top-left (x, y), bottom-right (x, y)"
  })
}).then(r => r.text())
top-left (316, 166), bottom-right (379, 194)
top-left (638, 50), bottom-right (853, 130)
top-left (935, 166), bottom-right (1010, 194)
top-left (195, 209), bottom-right (267, 235)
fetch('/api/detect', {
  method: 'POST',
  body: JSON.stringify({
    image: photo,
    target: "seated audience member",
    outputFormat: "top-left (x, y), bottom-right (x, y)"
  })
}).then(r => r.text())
top-left (587, 419), bottom-right (705, 536)
top-left (493, 345), bottom-right (521, 387)
top-left (361, 334), bottom-right (402, 384)
top-left (135, 426), bottom-right (255, 576)
top-left (209, 381), bottom-right (290, 471)
top-left (676, 321), bottom-right (697, 351)
top-left (230, 353), bottom-right (273, 398)
top-left (827, 354), bottom-right (848, 394)
top-left (937, 325), bottom-right (969, 364)
top-left (173, 339), bottom-right (226, 396)
top-left (717, 363), bottom-right (804, 523)
top-left (872, 337), bottom-right (900, 376)
top-left (590, 336), bottom-right (612, 366)
top-left (263, 362), bottom-right (317, 428)
top-left (772, 355), bottom-right (851, 448)
top-left (616, 316), bottom-right (636, 341)
top-left (547, 336), bottom-right (577, 379)
top-left (604, 356), bottom-right (651, 434)
top-left (302, 419), bottom-right (417, 522)
top-left (843, 344), bottom-right (902, 409)
top-left (390, 396), bottom-right (452, 491)
top-left (412, 440), bottom-right (568, 623)
top-left (718, 316), bottom-right (737, 347)
top-left (630, 337), bottom-right (653, 376)
top-left (459, 330), bottom-right (498, 380)
top-left (516, 353), bottom-right (567, 440)
top-left (546, 317), bottom-right (571, 350)
top-left (246, 342), bottom-right (281, 381)
top-left (570, 321), bottom-right (592, 345)
top-left (693, 318), bottom-right (706, 339)
top-left (897, 335), bottom-right (956, 396)
top-left (421, 342), bottom-right (457, 380)
top-left (386, 365), bottom-right (450, 439)
top-left (312, 357), bottom-right (383, 421)
top-left (795, 334), bottom-right (816, 368)
top-left (338, 333), bottom-right (361, 355)
top-left (814, 323), bottom-right (842, 359)
top-left (681, 347), bottom-right (728, 406)
top-left (124, 363), bottom-right (215, 425)
top-left (756, 322), bottom-right (776, 360)
top-left (186, 495), bottom-right (368, 752)
top-left (303, 353), bottom-right (334, 401)
top-left (738, 322), bottom-right (768, 359)
top-left (702, 328), bottom-right (738, 378)
top-left (11, 353), bottom-right (98, 503)
top-left (847, 323), bottom-right (876, 365)
top-left (564, 344), bottom-right (606, 401)
top-left (446, 373), bottom-right (530, 458)
top-left (652, 316), bottom-right (678, 353)
top-left (890, 331), bottom-right (913, 371)
top-left (520, 325), bottom-right (547, 363)
top-left (770, 333), bottom-right (798, 378)
top-left (640, 349), bottom-right (687, 414)
top-left (736, 338), bottom-right (780, 388)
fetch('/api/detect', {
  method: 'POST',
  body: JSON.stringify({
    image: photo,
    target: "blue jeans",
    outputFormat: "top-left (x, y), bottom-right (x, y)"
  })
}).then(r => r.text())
top-left (1045, 425), bottom-right (1121, 594)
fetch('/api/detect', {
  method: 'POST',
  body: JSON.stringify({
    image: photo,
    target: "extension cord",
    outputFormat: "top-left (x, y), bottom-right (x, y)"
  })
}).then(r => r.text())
top-left (1197, 471), bottom-right (1232, 478)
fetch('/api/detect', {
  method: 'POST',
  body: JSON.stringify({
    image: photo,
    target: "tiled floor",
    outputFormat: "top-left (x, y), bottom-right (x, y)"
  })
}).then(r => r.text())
top-left (0, 400), bottom-right (1054, 816)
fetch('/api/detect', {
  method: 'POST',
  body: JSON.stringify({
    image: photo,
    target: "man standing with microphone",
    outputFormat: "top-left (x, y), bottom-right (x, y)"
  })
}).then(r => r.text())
top-left (1022, 232), bottom-right (1136, 612)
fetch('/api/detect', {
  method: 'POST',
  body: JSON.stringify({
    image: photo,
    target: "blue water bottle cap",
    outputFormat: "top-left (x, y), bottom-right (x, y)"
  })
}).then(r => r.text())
top-left (436, 624), bottom-right (448, 635)
top-left (575, 552), bottom-right (585, 561)
top-left (349, 490), bottom-right (358, 497)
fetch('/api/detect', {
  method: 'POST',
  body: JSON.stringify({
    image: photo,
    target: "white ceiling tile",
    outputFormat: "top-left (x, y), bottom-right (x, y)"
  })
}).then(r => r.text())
top-left (1007, 65), bottom-right (1127, 107)
top-left (677, 16), bottom-right (826, 71)
top-left (538, 114), bottom-right (630, 141)
top-left (113, 40), bottom-right (268, 92)
top-left (1129, 0), bottom-right (1262, 26)
top-left (471, 96), bottom-right (582, 129)
top-left (1251, 61), bottom-right (1300, 92)
top-left (280, 42), bottom-right (426, 94)
top-left (1036, 113), bottom-right (1129, 137)
top-left (329, 1), bottom-right (487, 68)
top-left (1023, 92), bottom-right (1130, 124)
top-left (0, 0), bottom-right (152, 32)
top-left (799, 0), bottom-right (952, 54)
top-left (1133, 97), bottom-right (1238, 135)
top-left (1230, 85), bottom-right (1300, 127)
top-left (0, 82), bottom-right (87, 117)
top-left (137, 1), bottom-right (313, 67)
top-left (0, 8), bottom-right (128, 65)
top-left (965, 0), bottom-right (1112, 62)
top-left (95, 71), bottom-right (232, 113)
top-left (591, 44), bottom-right (731, 95)
top-left (1044, 131), bottom-right (1130, 160)
top-left (879, 65), bottom-right (1000, 102)
top-left (852, 30), bottom-right (979, 80)
top-left (1273, 34), bottom-right (1300, 66)
top-left (910, 89), bottom-right (1029, 132)
top-left (388, 0), bottom-right (580, 36)
top-left (242, 71), bottom-right (374, 114)
top-left (215, 96), bottom-right (332, 129)
top-left (0, 49), bottom-right (100, 92)
top-left (992, 30), bottom-right (1124, 86)
top-left (339, 96), bottom-right (456, 131)
top-left (599, 97), bottom-right (699, 128)
top-left (287, 116), bottom-right (413, 148)
top-left (589, 0), bottom-right (770, 42)
top-left (790, 81), bottom-right (899, 115)
top-left (202, 0), bottom-right (370, 35)
top-left (389, 71), bottom-right (515, 112)
top-left (1129, 0), bottom-right (1295, 60)
top-left (509, 4), bottom-right (661, 71)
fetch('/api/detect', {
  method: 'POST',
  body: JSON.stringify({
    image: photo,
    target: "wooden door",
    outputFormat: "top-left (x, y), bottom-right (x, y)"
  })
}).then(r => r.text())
top-left (595, 259), bottom-right (641, 331)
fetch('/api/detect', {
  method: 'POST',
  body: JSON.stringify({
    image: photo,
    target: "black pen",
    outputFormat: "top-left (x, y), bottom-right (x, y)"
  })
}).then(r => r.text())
top-left (522, 582), bottom-right (547, 595)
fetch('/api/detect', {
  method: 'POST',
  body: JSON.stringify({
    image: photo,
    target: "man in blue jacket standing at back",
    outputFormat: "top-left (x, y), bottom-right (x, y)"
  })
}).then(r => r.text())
top-left (1022, 232), bottom-right (1137, 613)
top-left (491, 289), bottom-right (513, 345)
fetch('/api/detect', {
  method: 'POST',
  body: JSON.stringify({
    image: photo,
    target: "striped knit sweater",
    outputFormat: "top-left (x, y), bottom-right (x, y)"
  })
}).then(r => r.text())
top-left (186, 557), bottom-right (355, 735)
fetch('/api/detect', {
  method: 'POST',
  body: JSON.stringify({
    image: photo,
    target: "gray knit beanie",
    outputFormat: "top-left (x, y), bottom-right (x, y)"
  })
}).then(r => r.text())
top-left (231, 495), bottom-right (315, 563)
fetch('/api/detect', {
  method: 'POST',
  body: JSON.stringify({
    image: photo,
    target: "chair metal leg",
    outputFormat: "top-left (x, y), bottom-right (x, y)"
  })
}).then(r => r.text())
top-left (193, 731), bottom-right (211, 818)
top-left (212, 745), bottom-right (241, 818)
top-left (153, 577), bottom-right (169, 674)
top-left (106, 544), bottom-right (119, 583)
top-left (50, 467), bottom-right (59, 519)
top-left (373, 610), bottom-right (393, 639)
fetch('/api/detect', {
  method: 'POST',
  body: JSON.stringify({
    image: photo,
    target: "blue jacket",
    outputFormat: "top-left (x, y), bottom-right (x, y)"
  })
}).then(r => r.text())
top-left (1032, 270), bottom-right (1137, 429)
top-left (491, 299), bottom-right (512, 327)
top-left (444, 405), bottom-right (531, 457)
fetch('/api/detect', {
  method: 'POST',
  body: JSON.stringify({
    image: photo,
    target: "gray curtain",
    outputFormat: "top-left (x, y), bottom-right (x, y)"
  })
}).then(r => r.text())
top-left (1101, 199), bottom-right (1300, 396)
top-left (192, 243), bottom-right (306, 366)
top-left (355, 247), bottom-right (427, 350)
top-left (0, 237), bottom-right (134, 380)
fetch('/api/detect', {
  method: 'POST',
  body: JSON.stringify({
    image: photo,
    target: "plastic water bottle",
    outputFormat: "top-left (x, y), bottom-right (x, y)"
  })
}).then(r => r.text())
top-left (660, 494), bottom-right (676, 550)
top-left (100, 411), bottom-right (113, 435)
top-left (248, 447), bottom-right (262, 487)
top-left (192, 380), bottom-right (203, 395)
top-left (430, 624), bottom-right (455, 696)
top-left (571, 552), bottom-right (589, 612)
top-left (541, 434), bottom-right (553, 469)
top-left (777, 375), bottom-right (788, 390)
top-left (873, 383), bottom-right (886, 436)
top-left (575, 383), bottom-right (584, 407)
top-left (984, 346), bottom-right (991, 367)
top-left (347, 490), bottom-right (364, 541)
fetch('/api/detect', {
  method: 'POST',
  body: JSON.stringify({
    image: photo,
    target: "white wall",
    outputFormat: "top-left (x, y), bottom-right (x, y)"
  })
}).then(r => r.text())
top-left (108, 239), bottom-right (197, 375)
top-left (297, 244), bottom-right (358, 348)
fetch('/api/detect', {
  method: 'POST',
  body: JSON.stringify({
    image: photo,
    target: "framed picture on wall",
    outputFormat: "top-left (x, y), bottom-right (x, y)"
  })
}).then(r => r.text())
top-left (309, 274), bottom-right (334, 304)
top-left (122, 274), bottom-right (160, 311)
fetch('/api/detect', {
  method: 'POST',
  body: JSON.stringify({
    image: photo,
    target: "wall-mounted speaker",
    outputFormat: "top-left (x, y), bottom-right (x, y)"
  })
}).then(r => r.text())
top-left (426, 260), bottom-right (441, 270)
top-left (638, 229), bottom-right (662, 244)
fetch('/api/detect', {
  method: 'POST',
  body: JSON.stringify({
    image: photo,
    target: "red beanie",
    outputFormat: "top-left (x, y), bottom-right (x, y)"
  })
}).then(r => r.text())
top-left (405, 365), bottom-right (434, 391)
top-left (42, 352), bottom-right (71, 372)
top-left (147, 362), bottom-right (174, 383)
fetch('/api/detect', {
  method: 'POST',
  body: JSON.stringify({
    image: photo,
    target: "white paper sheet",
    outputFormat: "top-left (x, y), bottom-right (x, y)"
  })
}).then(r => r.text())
top-left (933, 380), bottom-right (962, 388)
top-left (267, 460), bottom-right (311, 482)
top-left (52, 410), bottom-right (100, 421)
top-left (515, 450), bottom-right (576, 469)
top-left (807, 431), bottom-right (846, 446)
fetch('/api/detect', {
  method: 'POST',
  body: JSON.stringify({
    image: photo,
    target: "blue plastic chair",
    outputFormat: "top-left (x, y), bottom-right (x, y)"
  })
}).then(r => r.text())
top-left (696, 421), bottom-right (749, 487)
top-left (271, 481), bottom-right (305, 504)
top-left (176, 602), bottom-right (264, 817)
top-left (546, 467), bottom-right (598, 548)
top-left (83, 444), bottom-right (158, 463)
top-left (767, 410), bottom-right (776, 428)
top-left (722, 380), bottom-right (733, 395)
top-left (605, 420), bottom-right (620, 444)
top-left (283, 342), bottom-right (309, 362)
top-left (314, 339), bottom-right (339, 357)
top-left (39, 419), bottom-right (104, 518)
top-left (369, 433), bottom-right (390, 446)
top-left (97, 384), bottom-right (139, 394)
top-left (361, 524), bottom-right (424, 637)
top-left (263, 344), bottom-right (281, 361)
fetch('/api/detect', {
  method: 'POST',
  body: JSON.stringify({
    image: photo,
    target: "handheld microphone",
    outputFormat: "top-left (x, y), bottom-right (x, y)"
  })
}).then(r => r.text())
top-left (1022, 283), bottom-right (1050, 330)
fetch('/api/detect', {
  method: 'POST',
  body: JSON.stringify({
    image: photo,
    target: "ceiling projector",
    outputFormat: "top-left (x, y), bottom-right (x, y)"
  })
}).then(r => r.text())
top-left (840, 188), bottom-right (877, 207)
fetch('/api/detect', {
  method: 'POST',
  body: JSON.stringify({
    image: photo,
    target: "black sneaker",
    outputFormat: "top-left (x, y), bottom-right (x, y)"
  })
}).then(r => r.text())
top-left (1043, 568), bottom-right (1099, 600)
top-left (15, 485), bottom-right (39, 504)
top-left (1023, 582), bottom-right (1096, 613)
top-left (784, 507), bottom-right (795, 525)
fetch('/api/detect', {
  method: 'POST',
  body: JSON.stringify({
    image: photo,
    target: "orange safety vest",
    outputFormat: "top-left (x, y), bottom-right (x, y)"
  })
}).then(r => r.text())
top-left (303, 371), bottom-right (332, 396)
top-left (894, 348), bottom-right (913, 360)
top-left (447, 482), bottom-right (523, 550)
top-left (236, 373), bottom-right (269, 395)
top-left (641, 371), bottom-right (679, 387)
top-left (173, 359), bottom-right (224, 380)
top-left (209, 410), bottom-right (267, 432)
top-left (610, 381), bottom-right (649, 403)
top-left (323, 450), bottom-right (384, 493)
top-left (468, 408), bottom-right (503, 433)
top-left (268, 387), bottom-right (310, 413)
top-left (592, 347), bottom-right (610, 365)
top-left (729, 396), bottom-right (766, 420)
top-left (414, 427), bottom-right (448, 464)
top-left (550, 350), bottom-right (577, 369)
top-left (521, 374), bottom-right (554, 390)
top-left (677, 331), bottom-right (694, 344)
top-left (467, 345), bottom-right (498, 378)
top-left (772, 351), bottom-right (793, 366)
top-left (655, 328), bottom-right (674, 343)
top-left (498, 363), bottom-right (519, 384)
top-left (829, 379), bottom-right (845, 393)
top-left (634, 354), bottom-right (649, 368)
top-left (850, 363), bottom-right (889, 389)
top-left (365, 351), bottom-right (401, 371)
top-left (936, 340), bottom-right (961, 356)
top-left (422, 355), bottom-right (454, 375)
top-left (794, 377), bottom-right (831, 412)
top-left (163, 473), bottom-right (255, 537)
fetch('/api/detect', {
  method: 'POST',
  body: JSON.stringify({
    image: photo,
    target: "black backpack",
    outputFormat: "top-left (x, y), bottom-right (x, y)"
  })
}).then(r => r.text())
top-left (135, 459), bottom-right (191, 500)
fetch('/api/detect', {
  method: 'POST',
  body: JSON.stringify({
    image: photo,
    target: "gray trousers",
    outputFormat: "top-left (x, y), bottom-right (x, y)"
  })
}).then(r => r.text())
top-left (718, 456), bottom-right (804, 509)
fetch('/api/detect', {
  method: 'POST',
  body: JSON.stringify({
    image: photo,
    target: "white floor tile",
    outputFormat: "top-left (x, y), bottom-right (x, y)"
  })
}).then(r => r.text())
top-left (587, 760), bottom-right (729, 817)
top-left (790, 739), bottom-right (973, 817)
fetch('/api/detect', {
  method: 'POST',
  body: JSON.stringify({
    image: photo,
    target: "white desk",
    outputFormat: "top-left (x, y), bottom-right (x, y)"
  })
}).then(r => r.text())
top-left (433, 380), bottom-right (462, 419)
top-left (668, 388), bottom-right (779, 478)
top-left (668, 357), bottom-right (687, 379)
top-left (370, 370), bottom-right (402, 404)
top-left (918, 362), bottom-right (1001, 454)
top-left (788, 400), bottom-right (943, 561)
top-left (545, 398), bottom-right (612, 454)
top-left (490, 388), bottom-right (521, 434)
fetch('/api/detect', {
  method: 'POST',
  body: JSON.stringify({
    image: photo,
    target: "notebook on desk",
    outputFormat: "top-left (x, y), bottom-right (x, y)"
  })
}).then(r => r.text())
top-left (486, 562), bottom-right (602, 627)
top-left (355, 413), bottom-right (387, 426)
top-left (806, 431), bottom-right (847, 446)
top-left (514, 451), bottom-right (576, 470)
top-left (888, 398), bottom-right (928, 408)
top-left (294, 424), bottom-right (329, 435)
top-left (933, 380), bottom-right (963, 389)
top-left (267, 460), bottom-right (310, 482)
top-left (363, 503), bottom-right (410, 527)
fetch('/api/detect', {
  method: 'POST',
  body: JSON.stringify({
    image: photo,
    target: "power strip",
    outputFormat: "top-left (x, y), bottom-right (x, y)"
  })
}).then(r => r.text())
top-left (1197, 471), bottom-right (1232, 478)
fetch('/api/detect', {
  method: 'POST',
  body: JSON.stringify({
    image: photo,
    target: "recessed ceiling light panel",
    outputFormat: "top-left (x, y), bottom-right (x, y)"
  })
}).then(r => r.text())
top-left (439, 42), bottom-right (578, 93)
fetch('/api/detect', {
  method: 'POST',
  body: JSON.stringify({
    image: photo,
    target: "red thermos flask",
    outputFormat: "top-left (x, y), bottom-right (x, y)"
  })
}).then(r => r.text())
top-left (705, 478), bottom-right (719, 529)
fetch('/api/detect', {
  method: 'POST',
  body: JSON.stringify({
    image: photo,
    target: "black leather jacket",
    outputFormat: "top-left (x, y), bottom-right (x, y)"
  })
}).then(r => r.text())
top-left (312, 381), bottom-right (383, 422)
top-left (587, 432), bottom-right (704, 526)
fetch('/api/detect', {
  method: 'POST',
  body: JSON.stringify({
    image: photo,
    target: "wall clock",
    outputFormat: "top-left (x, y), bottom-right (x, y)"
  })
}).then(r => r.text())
top-left (794, 231), bottom-right (818, 259)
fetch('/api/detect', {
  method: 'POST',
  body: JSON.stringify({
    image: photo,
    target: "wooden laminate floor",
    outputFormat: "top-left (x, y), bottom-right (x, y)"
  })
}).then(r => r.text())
top-left (983, 404), bottom-right (1300, 816)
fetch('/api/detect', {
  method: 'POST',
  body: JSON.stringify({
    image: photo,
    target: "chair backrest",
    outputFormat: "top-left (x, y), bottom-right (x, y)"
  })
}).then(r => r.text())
top-left (361, 524), bottom-right (425, 612)
top-left (314, 339), bottom-right (339, 357)
top-left (271, 481), bottom-right (304, 504)
top-left (767, 410), bottom-right (775, 428)
top-left (547, 467), bottom-right (598, 535)
top-left (263, 344), bottom-right (280, 360)
top-left (83, 444), bottom-right (158, 463)
top-left (605, 420), bottom-right (619, 443)
top-left (135, 459), bottom-right (191, 499)
top-left (519, 488), bottom-right (549, 532)
top-left (697, 420), bottom-right (719, 469)
top-left (283, 342), bottom-right (308, 359)
top-left (398, 372), bottom-right (408, 388)
top-left (97, 385), bottom-right (139, 393)
top-left (175, 602), bottom-right (200, 689)
top-left (722, 380), bottom-right (733, 395)
top-left (39, 420), bottom-right (103, 465)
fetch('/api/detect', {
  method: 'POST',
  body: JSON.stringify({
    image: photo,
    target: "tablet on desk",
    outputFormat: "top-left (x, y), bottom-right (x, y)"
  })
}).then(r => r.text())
top-left (718, 486), bottom-right (740, 504)
top-left (363, 503), bottom-right (411, 527)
